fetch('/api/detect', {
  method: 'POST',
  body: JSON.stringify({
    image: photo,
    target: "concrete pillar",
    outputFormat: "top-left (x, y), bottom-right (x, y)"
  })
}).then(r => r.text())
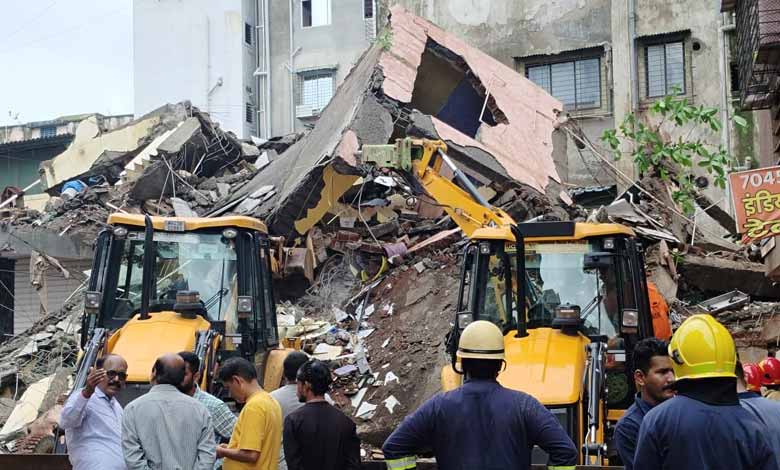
top-left (611, 0), bottom-right (637, 189)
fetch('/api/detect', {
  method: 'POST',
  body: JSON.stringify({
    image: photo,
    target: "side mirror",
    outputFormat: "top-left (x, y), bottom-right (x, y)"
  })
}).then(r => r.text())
top-left (457, 312), bottom-right (474, 330)
top-left (621, 308), bottom-right (639, 334)
top-left (583, 252), bottom-right (613, 270)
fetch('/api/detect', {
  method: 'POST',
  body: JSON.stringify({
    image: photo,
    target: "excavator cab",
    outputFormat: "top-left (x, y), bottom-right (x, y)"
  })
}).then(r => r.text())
top-left (360, 137), bottom-right (656, 465)
top-left (446, 221), bottom-right (655, 464)
top-left (80, 214), bottom-right (284, 405)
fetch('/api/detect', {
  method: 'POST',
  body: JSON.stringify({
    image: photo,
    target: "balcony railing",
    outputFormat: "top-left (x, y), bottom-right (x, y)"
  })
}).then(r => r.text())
top-left (737, 0), bottom-right (780, 109)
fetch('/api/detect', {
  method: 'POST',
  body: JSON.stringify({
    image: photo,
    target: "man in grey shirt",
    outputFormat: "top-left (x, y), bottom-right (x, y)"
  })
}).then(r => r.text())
top-left (271, 352), bottom-right (309, 470)
top-left (122, 353), bottom-right (215, 470)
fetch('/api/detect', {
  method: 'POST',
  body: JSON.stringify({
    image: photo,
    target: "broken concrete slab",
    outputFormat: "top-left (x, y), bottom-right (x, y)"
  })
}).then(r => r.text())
top-left (679, 254), bottom-right (780, 300)
top-left (40, 103), bottom-right (189, 192)
top-left (0, 375), bottom-right (54, 438)
top-left (212, 7), bottom-right (564, 237)
top-left (171, 197), bottom-right (197, 217)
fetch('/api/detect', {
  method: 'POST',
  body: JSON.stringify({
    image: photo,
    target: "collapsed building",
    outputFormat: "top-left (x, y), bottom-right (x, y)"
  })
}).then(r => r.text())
top-left (0, 4), bottom-right (779, 457)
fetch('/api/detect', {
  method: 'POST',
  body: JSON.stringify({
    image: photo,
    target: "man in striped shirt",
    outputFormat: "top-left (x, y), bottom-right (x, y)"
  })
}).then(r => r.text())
top-left (180, 351), bottom-right (237, 470)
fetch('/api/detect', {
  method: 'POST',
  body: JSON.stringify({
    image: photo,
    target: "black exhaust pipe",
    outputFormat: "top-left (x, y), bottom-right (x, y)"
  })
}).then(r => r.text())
top-left (513, 225), bottom-right (528, 338)
top-left (140, 215), bottom-right (155, 320)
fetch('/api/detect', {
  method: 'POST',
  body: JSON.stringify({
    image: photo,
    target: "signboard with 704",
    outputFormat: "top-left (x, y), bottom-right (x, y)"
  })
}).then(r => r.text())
top-left (729, 165), bottom-right (780, 242)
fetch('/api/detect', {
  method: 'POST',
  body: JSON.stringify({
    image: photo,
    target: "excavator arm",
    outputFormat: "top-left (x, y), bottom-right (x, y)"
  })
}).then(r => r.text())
top-left (360, 138), bottom-right (516, 239)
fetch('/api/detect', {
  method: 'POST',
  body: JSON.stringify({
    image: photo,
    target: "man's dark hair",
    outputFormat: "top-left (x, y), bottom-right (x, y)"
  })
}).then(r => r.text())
top-left (153, 358), bottom-right (186, 386)
top-left (179, 351), bottom-right (200, 374)
top-left (218, 357), bottom-right (257, 382)
top-left (633, 338), bottom-right (669, 375)
top-left (283, 351), bottom-right (309, 382)
top-left (296, 359), bottom-right (332, 396)
top-left (461, 358), bottom-right (502, 379)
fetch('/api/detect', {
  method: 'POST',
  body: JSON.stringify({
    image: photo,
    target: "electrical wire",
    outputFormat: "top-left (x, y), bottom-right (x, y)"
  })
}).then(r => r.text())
top-left (0, 0), bottom-right (59, 45)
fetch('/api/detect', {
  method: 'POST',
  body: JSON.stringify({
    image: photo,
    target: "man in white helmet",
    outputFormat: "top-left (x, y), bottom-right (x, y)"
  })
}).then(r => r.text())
top-left (382, 320), bottom-right (577, 470)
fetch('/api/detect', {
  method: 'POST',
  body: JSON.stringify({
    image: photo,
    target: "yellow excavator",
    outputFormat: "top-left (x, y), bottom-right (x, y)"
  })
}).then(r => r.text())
top-left (75, 213), bottom-right (289, 404)
top-left (360, 138), bottom-right (657, 466)
top-left (2, 214), bottom-right (294, 467)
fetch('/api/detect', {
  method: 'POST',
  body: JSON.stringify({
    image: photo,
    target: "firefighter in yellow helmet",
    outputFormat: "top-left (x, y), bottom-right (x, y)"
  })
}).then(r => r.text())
top-left (633, 314), bottom-right (778, 470)
top-left (382, 320), bottom-right (577, 470)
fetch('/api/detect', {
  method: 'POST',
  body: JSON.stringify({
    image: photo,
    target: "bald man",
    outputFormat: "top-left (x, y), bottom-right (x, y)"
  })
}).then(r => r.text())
top-left (122, 353), bottom-right (216, 470)
top-left (61, 354), bottom-right (128, 470)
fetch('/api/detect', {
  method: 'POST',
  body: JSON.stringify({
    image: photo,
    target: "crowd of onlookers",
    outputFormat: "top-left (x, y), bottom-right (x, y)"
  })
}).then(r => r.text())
top-left (60, 350), bottom-right (360, 470)
top-left (59, 313), bottom-right (780, 470)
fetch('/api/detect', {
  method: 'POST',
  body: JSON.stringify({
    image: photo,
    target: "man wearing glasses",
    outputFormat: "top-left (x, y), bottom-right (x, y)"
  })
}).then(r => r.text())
top-left (60, 354), bottom-right (129, 470)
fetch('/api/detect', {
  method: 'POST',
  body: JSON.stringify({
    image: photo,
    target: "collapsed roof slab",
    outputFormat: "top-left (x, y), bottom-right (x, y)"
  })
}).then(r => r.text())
top-left (380, 6), bottom-right (565, 193)
top-left (217, 7), bottom-right (565, 237)
top-left (39, 103), bottom-right (189, 193)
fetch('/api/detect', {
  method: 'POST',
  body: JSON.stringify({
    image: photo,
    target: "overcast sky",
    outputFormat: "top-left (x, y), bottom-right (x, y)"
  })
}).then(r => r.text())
top-left (0, 0), bottom-right (133, 126)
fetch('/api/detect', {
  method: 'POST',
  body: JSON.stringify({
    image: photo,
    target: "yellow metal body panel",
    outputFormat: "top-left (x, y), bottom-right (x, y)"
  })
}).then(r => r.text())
top-left (470, 223), bottom-right (636, 244)
top-left (441, 364), bottom-right (463, 391)
top-left (260, 348), bottom-right (293, 392)
top-left (607, 408), bottom-right (625, 422)
top-left (107, 311), bottom-right (211, 382)
top-left (293, 164), bottom-right (361, 235)
top-left (107, 213), bottom-right (268, 233)
top-left (441, 329), bottom-right (589, 406)
top-left (501, 328), bottom-right (589, 405)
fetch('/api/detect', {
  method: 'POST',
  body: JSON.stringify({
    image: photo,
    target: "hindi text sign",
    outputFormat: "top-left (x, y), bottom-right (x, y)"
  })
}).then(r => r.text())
top-left (729, 165), bottom-right (780, 242)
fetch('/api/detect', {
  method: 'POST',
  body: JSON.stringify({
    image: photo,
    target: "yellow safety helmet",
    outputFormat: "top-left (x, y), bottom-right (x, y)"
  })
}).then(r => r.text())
top-left (668, 314), bottom-right (736, 381)
top-left (456, 320), bottom-right (505, 361)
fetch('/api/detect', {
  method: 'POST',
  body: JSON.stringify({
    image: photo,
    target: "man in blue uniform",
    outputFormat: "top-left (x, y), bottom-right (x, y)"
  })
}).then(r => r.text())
top-left (737, 361), bottom-right (780, 467)
top-left (382, 320), bottom-right (577, 470)
top-left (634, 314), bottom-right (779, 470)
top-left (614, 338), bottom-right (675, 470)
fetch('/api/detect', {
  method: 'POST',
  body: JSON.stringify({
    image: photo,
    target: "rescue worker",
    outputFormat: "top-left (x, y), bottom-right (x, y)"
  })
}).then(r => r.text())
top-left (633, 314), bottom-right (779, 470)
top-left (759, 357), bottom-right (780, 401)
top-left (736, 361), bottom-right (780, 467)
top-left (614, 338), bottom-right (675, 470)
top-left (382, 320), bottom-right (577, 470)
top-left (645, 280), bottom-right (671, 340)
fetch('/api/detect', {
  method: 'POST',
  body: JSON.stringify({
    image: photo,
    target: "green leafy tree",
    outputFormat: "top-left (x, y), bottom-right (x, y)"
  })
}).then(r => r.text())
top-left (601, 90), bottom-right (745, 214)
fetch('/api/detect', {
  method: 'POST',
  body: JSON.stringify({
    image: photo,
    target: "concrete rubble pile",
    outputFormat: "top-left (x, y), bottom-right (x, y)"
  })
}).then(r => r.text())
top-left (590, 175), bottom-right (780, 357)
top-left (0, 292), bottom-right (84, 451)
top-left (2, 4), bottom-right (780, 459)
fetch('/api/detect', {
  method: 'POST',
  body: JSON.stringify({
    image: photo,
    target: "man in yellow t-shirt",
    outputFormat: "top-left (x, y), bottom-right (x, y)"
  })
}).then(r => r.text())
top-left (216, 357), bottom-right (282, 470)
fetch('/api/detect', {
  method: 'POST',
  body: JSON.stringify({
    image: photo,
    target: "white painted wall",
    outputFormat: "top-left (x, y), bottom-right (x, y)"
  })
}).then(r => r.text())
top-left (133, 0), bottom-right (257, 138)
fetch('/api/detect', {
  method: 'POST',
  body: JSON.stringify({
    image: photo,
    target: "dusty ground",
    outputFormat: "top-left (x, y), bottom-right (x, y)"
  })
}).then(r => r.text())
top-left (328, 253), bottom-right (458, 447)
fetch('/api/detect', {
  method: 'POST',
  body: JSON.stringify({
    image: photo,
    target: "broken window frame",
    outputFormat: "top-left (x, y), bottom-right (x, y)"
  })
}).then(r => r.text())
top-left (525, 56), bottom-right (602, 111)
top-left (39, 126), bottom-right (56, 139)
top-left (301, 0), bottom-right (331, 28)
top-left (363, 0), bottom-right (374, 19)
top-left (244, 22), bottom-right (253, 46)
top-left (296, 69), bottom-right (335, 113)
top-left (245, 103), bottom-right (254, 124)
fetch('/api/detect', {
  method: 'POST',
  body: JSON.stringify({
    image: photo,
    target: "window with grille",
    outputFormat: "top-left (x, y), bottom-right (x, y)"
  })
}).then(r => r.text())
top-left (245, 103), bottom-right (254, 124)
top-left (298, 71), bottom-right (334, 111)
top-left (645, 41), bottom-right (685, 97)
top-left (302, 0), bottom-right (330, 27)
top-left (526, 58), bottom-right (601, 110)
top-left (40, 126), bottom-right (56, 138)
top-left (364, 0), bottom-right (374, 18)
top-left (244, 22), bottom-right (252, 45)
